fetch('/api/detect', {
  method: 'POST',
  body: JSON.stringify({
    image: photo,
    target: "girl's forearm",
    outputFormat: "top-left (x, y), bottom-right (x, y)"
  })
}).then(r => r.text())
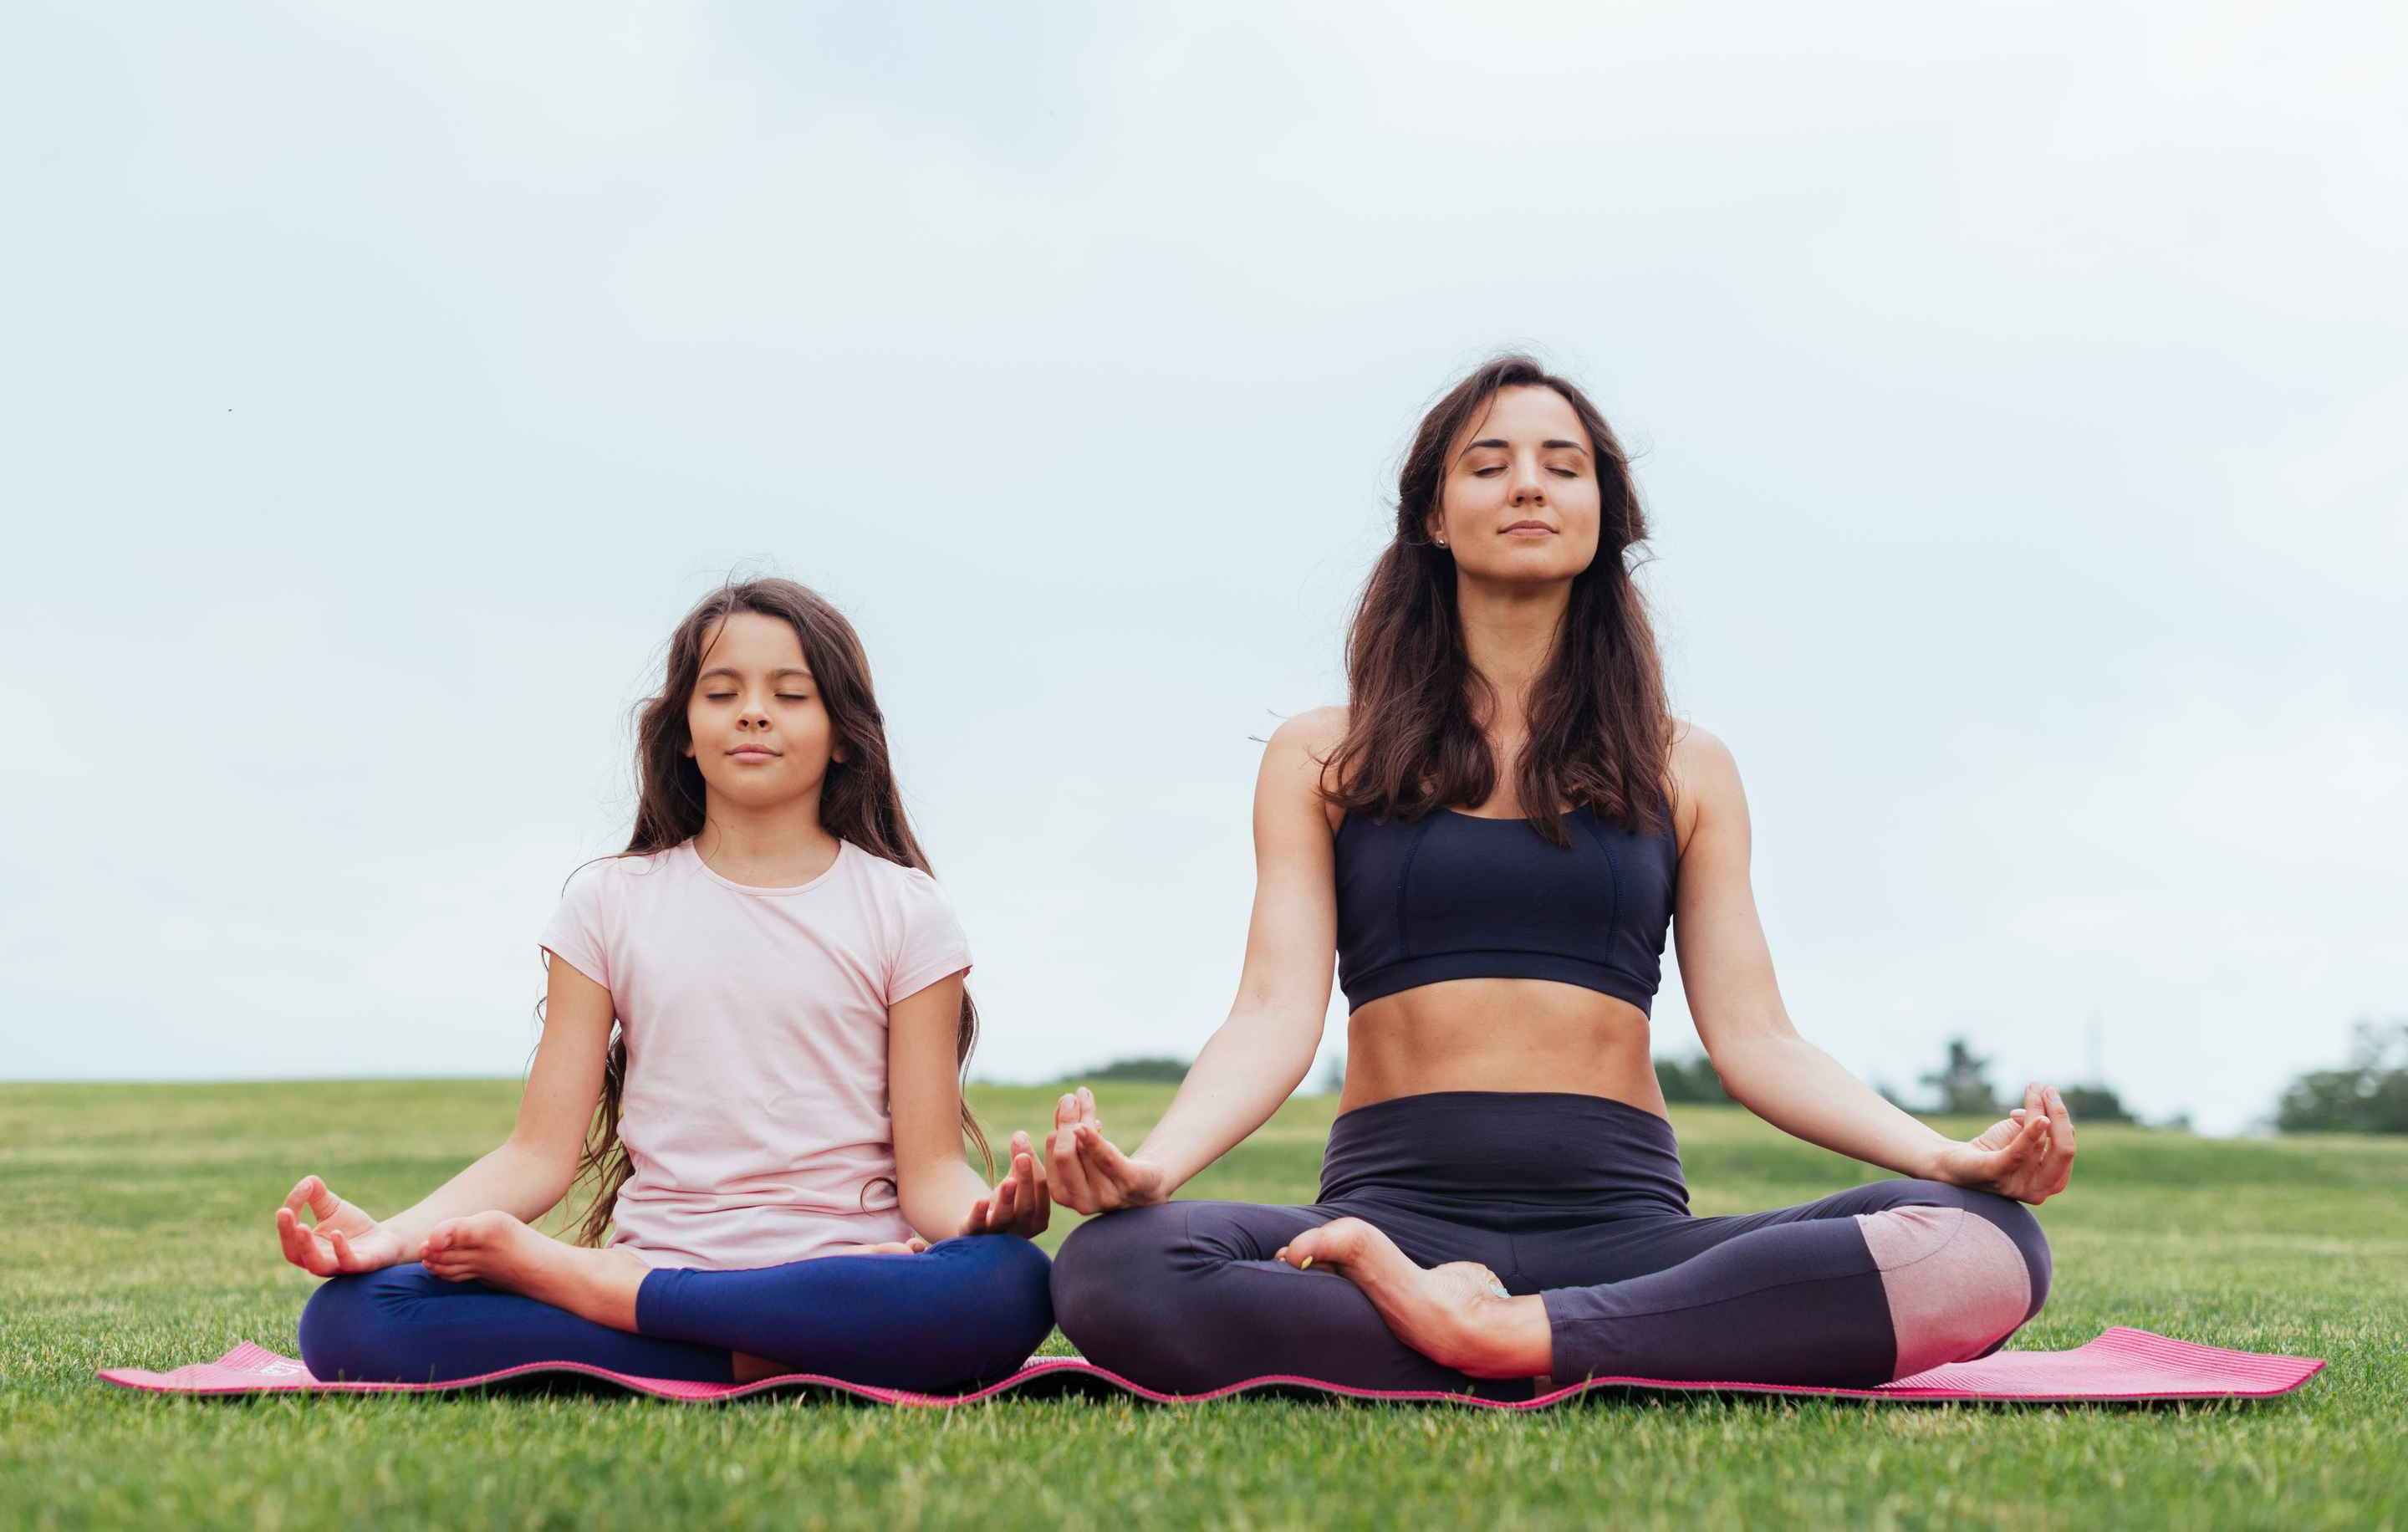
top-left (379, 1141), bottom-right (580, 1259)
top-left (1134, 1004), bottom-right (1321, 1194)
top-left (1710, 1032), bottom-right (1954, 1181)
top-left (900, 1159), bottom-right (993, 1243)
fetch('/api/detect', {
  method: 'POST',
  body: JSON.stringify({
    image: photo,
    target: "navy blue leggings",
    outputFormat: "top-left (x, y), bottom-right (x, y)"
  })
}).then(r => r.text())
top-left (1053, 1092), bottom-right (2051, 1397)
top-left (298, 1233), bottom-right (1054, 1392)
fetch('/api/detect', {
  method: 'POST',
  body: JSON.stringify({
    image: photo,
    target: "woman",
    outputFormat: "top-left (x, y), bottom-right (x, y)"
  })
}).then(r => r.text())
top-left (1043, 355), bottom-right (2073, 1397)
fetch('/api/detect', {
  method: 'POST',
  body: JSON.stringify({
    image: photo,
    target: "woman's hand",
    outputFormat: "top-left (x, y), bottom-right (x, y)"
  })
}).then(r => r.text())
top-left (957, 1131), bottom-right (1052, 1238)
top-left (1043, 1088), bottom-right (1170, 1215)
top-left (273, 1175), bottom-right (411, 1277)
top-left (1927, 1084), bottom-right (2078, 1205)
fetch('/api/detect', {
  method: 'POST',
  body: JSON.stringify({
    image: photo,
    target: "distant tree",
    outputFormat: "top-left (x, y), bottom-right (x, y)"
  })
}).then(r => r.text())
top-left (1918, 1037), bottom-right (2002, 1116)
top-left (2059, 1084), bottom-right (2135, 1124)
top-left (2276, 1019), bottom-right (2408, 1134)
top-left (1086, 1055), bottom-right (1191, 1085)
top-left (1654, 1054), bottom-right (1727, 1104)
top-left (1317, 1051), bottom-right (1347, 1094)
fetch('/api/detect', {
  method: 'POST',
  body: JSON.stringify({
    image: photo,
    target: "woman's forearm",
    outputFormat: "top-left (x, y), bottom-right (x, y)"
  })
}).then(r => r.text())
top-left (1710, 1032), bottom-right (1954, 1180)
top-left (1133, 1003), bottom-right (1321, 1193)
top-left (379, 1141), bottom-right (580, 1259)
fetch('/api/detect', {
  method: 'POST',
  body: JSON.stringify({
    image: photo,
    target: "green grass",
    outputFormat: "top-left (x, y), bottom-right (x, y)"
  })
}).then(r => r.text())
top-left (3, 1080), bottom-right (2402, 1530)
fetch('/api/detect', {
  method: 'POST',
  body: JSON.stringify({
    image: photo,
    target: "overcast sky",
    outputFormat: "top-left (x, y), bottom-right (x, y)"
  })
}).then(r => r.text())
top-left (5, 3), bottom-right (2401, 1135)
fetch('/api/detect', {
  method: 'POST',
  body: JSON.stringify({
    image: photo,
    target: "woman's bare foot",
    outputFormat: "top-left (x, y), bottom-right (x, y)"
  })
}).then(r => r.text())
top-left (1276, 1217), bottom-right (1553, 1379)
top-left (421, 1212), bottom-right (650, 1331)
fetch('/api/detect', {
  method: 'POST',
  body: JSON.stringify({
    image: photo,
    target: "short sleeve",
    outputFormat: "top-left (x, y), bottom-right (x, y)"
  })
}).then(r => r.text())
top-left (886, 869), bottom-right (972, 1006)
top-left (538, 862), bottom-right (614, 993)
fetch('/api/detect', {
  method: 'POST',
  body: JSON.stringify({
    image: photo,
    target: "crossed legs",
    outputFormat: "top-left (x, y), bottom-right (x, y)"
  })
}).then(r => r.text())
top-left (1053, 1180), bottom-right (2050, 1393)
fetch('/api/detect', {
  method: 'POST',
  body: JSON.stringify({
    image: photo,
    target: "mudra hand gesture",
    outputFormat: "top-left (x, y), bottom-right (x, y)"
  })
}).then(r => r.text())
top-left (1929, 1083), bottom-right (2078, 1205)
top-left (273, 1175), bottom-right (410, 1275)
top-left (1043, 1087), bottom-right (1169, 1214)
top-left (957, 1130), bottom-right (1053, 1238)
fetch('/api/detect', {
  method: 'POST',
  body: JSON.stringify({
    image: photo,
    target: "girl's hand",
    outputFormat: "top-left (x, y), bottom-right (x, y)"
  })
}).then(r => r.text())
top-left (1044, 1088), bottom-right (1169, 1216)
top-left (273, 1175), bottom-right (410, 1277)
top-left (1927, 1084), bottom-right (2078, 1206)
top-left (958, 1131), bottom-right (1051, 1238)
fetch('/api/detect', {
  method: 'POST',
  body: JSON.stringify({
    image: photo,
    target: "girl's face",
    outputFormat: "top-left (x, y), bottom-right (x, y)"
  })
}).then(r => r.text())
top-left (1425, 385), bottom-right (1604, 583)
top-left (682, 610), bottom-right (844, 812)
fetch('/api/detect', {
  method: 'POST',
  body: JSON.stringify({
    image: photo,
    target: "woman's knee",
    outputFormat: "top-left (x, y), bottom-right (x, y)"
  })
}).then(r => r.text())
top-left (1865, 1180), bottom-right (2053, 1320)
top-left (1854, 1187), bottom-right (2052, 1375)
top-left (1049, 1204), bottom-right (1191, 1358)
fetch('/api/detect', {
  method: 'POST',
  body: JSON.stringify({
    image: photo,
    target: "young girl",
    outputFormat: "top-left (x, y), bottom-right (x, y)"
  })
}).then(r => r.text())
top-left (276, 578), bottom-right (1055, 1391)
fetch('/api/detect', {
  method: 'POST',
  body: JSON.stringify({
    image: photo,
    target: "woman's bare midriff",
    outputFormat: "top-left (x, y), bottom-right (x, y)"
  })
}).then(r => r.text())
top-left (1336, 978), bottom-right (1669, 1119)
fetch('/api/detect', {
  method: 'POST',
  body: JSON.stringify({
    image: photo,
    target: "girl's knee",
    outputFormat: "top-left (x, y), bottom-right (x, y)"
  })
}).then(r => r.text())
top-left (297, 1264), bottom-right (429, 1382)
top-left (972, 1234), bottom-right (1056, 1353)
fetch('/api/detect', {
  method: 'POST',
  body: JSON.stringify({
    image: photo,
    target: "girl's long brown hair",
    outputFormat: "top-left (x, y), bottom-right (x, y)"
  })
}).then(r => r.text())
top-left (558, 577), bottom-right (990, 1247)
top-left (1323, 354), bottom-right (1675, 845)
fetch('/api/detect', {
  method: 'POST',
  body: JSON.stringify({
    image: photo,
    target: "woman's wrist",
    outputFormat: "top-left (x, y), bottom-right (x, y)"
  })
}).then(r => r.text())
top-left (1905, 1131), bottom-right (1956, 1183)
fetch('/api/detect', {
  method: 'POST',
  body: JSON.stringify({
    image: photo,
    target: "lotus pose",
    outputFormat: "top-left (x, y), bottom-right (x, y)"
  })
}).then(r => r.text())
top-left (275, 580), bottom-right (1053, 1391)
top-left (1046, 355), bottom-right (2074, 1397)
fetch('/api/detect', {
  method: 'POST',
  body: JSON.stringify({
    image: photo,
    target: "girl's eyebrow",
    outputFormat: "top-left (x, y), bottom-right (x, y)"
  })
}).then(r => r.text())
top-left (698, 666), bottom-right (815, 682)
top-left (1466, 437), bottom-right (1589, 452)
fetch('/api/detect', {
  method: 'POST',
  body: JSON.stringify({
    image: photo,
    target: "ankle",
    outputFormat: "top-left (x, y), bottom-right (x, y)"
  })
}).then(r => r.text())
top-left (1446, 1296), bottom-right (1553, 1379)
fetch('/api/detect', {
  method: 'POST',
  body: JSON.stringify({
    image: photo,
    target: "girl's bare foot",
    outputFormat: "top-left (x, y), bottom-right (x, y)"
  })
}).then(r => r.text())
top-left (421, 1212), bottom-right (650, 1331)
top-left (1276, 1217), bottom-right (1553, 1378)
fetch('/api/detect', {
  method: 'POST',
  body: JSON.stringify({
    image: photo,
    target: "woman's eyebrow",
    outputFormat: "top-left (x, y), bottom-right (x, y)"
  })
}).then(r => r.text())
top-left (1465, 437), bottom-right (1588, 452)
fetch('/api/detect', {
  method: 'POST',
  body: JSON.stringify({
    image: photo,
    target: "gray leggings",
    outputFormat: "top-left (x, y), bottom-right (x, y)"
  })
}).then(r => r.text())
top-left (1051, 1092), bottom-right (2050, 1397)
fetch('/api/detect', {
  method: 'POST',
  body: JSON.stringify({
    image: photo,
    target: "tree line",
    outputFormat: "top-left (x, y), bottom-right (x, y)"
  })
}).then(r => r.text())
top-left (1082, 1015), bottom-right (2408, 1134)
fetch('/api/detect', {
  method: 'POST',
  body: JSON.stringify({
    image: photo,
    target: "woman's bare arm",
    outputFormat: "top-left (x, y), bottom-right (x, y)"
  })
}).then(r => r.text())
top-left (273, 953), bottom-right (615, 1274)
top-left (1671, 723), bottom-right (2075, 1203)
top-left (1046, 708), bottom-right (1342, 1211)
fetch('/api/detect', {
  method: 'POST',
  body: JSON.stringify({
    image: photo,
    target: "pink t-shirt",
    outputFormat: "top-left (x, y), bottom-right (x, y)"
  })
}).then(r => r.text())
top-left (537, 837), bottom-right (972, 1270)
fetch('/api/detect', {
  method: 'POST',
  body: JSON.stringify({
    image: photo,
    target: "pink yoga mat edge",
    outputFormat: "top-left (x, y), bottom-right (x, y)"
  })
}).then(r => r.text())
top-left (98, 1328), bottom-right (2324, 1407)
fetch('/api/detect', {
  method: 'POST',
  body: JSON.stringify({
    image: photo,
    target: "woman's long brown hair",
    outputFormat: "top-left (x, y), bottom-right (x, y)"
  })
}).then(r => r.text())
top-left (558, 577), bottom-right (991, 1247)
top-left (1323, 354), bottom-right (1675, 845)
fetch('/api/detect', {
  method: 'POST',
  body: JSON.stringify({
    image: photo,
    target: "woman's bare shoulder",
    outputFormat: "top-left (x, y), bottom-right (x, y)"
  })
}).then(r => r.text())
top-left (1666, 718), bottom-right (1742, 853)
top-left (1273, 703), bottom-right (1349, 749)
top-left (1266, 705), bottom-right (1351, 834)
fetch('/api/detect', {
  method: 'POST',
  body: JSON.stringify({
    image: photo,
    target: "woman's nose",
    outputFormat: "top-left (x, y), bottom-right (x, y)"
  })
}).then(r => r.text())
top-left (1509, 459), bottom-right (1548, 502)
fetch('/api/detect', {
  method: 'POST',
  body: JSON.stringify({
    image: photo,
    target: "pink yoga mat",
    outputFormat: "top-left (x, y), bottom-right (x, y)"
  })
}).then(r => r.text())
top-left (100, 1328), bottom-right (2319, 1407)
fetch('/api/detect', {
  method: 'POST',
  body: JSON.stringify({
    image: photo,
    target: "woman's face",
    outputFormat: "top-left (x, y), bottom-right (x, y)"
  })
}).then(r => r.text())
top-left (1425, 385), bottom-right (1604, 584)
top-left (682, 610), bottom-right (843, 812)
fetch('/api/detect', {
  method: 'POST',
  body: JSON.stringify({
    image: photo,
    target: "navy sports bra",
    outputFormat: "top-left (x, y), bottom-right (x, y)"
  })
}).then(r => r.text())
top-left (1333, 794), bottom-right (1679, 1014)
